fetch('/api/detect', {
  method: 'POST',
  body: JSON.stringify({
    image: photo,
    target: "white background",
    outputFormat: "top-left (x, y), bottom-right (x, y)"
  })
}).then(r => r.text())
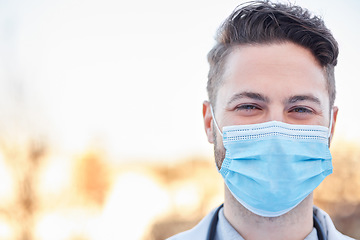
top-left (0, 0), bottom-right (359, 162)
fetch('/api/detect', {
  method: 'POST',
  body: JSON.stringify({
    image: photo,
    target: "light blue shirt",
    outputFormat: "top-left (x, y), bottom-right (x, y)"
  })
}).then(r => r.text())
top-left (214, 207), bottom-right (319, 240)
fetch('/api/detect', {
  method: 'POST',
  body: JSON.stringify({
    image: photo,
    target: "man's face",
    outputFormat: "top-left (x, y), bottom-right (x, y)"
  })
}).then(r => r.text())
top-left (203, 42), bottom-right (338, 169)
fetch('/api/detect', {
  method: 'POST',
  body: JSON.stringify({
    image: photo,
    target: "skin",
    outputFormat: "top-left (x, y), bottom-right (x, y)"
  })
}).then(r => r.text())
top-left (203, 42), bottom-right (338, 240)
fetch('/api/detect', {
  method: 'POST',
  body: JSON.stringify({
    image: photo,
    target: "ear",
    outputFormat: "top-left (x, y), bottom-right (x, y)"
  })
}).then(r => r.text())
top-left (329, 106), bottom-right (339, 145)
top-left (203, 101), bottom-right (214, 143)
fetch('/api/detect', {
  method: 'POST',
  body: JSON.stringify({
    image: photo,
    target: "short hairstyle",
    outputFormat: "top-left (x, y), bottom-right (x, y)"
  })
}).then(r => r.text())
top-left (207, 0), bottom-right (339, 109)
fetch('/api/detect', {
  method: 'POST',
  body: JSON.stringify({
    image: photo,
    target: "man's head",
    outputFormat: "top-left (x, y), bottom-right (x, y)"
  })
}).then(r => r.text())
top-left (202, 1), bottom-right (339, 169)
top-left (207, 1), bottom-right (338, 110)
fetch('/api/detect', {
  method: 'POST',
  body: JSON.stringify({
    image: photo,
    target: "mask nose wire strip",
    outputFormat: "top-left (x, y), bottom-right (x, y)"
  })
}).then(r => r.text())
top-left (210, 105), bottom-right (223, 137)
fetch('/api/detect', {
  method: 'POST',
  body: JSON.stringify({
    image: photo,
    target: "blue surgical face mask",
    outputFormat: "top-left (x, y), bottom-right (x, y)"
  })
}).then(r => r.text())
top-left (211, 106), bottom-right (333, 217)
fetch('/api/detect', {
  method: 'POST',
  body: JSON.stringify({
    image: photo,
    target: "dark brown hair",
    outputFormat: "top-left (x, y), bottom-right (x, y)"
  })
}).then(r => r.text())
top-left (207, 0), bottom-right (339, 109)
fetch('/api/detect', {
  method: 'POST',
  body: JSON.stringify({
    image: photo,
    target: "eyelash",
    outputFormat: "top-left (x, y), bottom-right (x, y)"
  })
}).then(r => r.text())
top-left (289, 107), bottom-right (314, 114)
top-left (235, 104), bottom-right (261, 111)
top-left (235, 105), bottom-right (314, 114)
top-left (234, 104), bottom-right (315, 116)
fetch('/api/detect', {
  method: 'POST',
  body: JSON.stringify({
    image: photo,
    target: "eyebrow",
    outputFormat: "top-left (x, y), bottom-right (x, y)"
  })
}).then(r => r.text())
top-left (226, 92), bottom-right (322, 107)
top-left (227, 91), bottom-right (270, 105)
top-left (286, 95), bottom-right (322, 106)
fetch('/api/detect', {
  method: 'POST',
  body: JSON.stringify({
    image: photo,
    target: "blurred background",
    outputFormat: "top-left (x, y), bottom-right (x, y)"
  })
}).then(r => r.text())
top-left (0, 0), bottom-right (359, 239)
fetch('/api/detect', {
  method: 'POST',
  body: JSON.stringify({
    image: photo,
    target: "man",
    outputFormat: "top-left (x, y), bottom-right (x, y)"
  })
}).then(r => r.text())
top-left (168, 1), bottom-right (355, 240)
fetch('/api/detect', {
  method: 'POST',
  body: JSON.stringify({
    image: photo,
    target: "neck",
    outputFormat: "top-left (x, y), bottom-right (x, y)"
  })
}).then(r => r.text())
top-left (223, 186), bottom-right (314, 240)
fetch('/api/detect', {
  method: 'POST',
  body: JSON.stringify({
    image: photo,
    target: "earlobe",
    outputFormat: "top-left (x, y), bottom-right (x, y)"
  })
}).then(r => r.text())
top-left (203, 101), bottom-right (214, 143)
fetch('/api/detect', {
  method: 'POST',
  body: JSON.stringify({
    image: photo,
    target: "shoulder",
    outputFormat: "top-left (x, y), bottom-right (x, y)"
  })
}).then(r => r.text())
top-left (313, 206), bottom-right (356, 240)
top-left (166, 207), bottom-right (218, 240)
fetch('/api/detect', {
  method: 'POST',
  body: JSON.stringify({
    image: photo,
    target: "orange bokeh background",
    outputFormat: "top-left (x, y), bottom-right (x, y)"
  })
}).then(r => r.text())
top-left (0, 139), bottom-right (358, 240)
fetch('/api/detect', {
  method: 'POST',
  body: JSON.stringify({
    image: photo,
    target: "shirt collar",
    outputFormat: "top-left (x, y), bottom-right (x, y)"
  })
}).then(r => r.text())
top-left (215, 206), bottom-right (318, 240)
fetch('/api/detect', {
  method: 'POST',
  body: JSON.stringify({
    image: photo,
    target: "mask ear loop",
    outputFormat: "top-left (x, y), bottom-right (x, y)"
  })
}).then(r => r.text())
top-left (328, 109), bottom-right (334, 139)
top-left (210, 105), bottom-right (223, 137)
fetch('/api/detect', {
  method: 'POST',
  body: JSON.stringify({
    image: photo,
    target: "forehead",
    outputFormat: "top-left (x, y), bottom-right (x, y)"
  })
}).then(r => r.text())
top-left (217, 42), bottom-right (328, 105)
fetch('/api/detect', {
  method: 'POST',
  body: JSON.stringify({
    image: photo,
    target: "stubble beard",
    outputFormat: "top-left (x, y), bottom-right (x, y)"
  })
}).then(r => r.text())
top-left (213, 126), bottom-right (226, 170)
